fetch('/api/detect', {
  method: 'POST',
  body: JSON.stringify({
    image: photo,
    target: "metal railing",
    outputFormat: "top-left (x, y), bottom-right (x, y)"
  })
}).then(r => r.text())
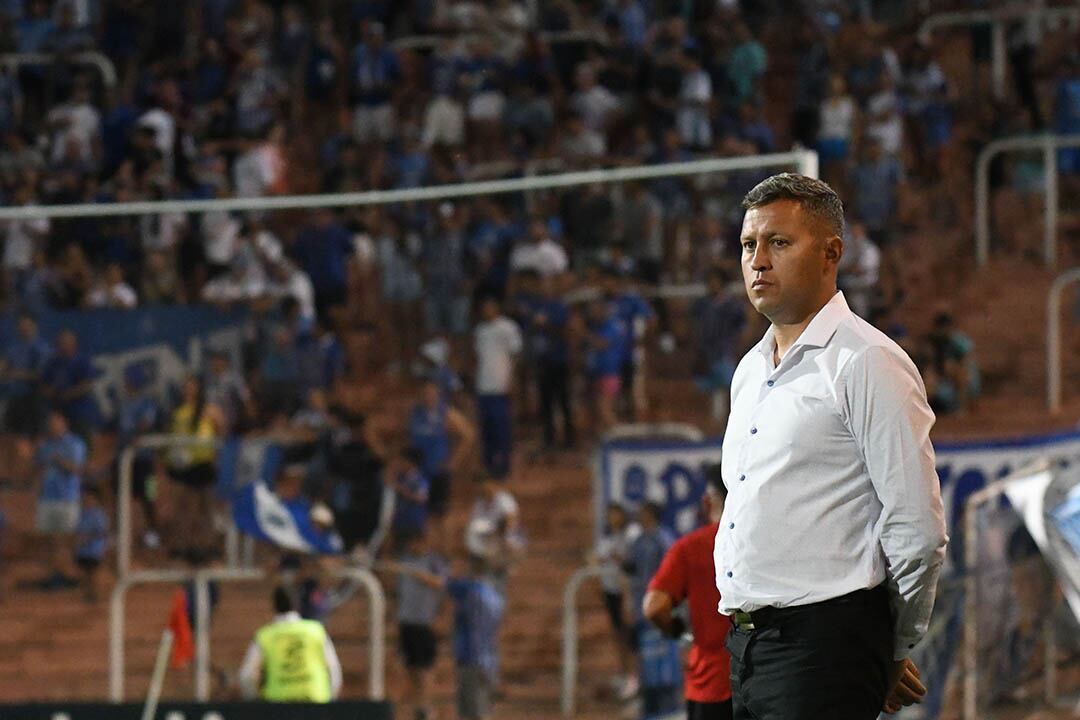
top-left (109, 565), bottom-right (386, 702)
top-left (560, 565), bottom-right (605, 718)
top-left (917, 6), bottom-right (1080, 100)
top-left (1046, 268), bottom-right (1080, 412)
top-left (392, 28), bottom-right (602, 52)
top-left (0, 50), bottom-right (117, 88)
top-left (0, 151), bottom-right (819, 221)
top-left (116, 435), bottom-right (222, 577)
top-left (974, 133), bottom-right (1080, 267)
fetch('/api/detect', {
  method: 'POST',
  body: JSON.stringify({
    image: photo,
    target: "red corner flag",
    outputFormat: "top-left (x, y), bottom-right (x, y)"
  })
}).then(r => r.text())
top-left (168, 589), bottom-right (195, 669)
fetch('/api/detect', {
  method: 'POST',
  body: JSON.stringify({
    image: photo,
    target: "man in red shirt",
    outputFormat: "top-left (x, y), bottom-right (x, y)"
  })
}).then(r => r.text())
top-left (643, 465), bottom-right (732, 720)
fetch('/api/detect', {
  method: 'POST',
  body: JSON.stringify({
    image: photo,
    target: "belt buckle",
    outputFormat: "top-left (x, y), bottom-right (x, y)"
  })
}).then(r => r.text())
top-left (734, 610), bottom-right (755, 631)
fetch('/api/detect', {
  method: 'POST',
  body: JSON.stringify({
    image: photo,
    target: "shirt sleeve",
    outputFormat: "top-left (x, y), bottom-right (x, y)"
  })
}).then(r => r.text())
top-left (842, 344), bottom-right (949, 660)
top-left (323, 632), bottom-right (344, 698)
top-left (237, 639), bottom-right (263, 699)
top-left (647, 536), bottom-right (688, 603)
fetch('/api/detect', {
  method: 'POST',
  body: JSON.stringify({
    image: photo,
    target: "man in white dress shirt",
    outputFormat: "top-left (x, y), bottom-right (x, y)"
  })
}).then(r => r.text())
top-left (713, 173), bottom-right (948, 719)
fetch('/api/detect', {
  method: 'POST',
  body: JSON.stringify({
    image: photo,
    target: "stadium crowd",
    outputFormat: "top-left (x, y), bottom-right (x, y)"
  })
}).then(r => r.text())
top-left (0, 0), bottom-right (1078, 713)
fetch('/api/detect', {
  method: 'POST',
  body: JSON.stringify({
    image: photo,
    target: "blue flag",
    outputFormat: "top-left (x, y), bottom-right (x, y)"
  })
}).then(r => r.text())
top-left (232, 481), bottom-right (343, 555)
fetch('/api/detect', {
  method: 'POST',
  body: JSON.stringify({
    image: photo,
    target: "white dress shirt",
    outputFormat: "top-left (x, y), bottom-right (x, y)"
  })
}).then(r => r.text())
top-left (238, 611), bottom-right (343, 699)
top-left (714, 291), bottom-right (947, 659)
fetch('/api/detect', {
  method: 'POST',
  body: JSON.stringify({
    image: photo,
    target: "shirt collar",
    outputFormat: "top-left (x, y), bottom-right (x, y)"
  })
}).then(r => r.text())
top-left (274, 611), bottom-right (302, 623)
top-left (755, 291), bottom-right (851, 361)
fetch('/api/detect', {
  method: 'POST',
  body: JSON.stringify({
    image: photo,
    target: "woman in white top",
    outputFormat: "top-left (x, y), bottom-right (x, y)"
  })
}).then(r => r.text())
top-left (591, 502), bottom-right (642, 699)
top-left (817, 74), bottom-right (858, 180)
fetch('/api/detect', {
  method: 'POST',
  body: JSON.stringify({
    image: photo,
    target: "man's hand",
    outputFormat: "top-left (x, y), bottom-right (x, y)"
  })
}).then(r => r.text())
top-left (883, 658), bottom-right (926, 713)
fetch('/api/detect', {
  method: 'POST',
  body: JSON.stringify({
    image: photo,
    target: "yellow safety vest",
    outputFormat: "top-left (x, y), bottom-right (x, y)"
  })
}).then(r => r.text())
top-left (255, 618), bottom-right (332, 702)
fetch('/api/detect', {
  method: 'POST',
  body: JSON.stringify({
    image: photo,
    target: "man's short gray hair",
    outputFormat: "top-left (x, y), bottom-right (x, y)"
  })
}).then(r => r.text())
top-left (741, 173), bottom-right (845, 239)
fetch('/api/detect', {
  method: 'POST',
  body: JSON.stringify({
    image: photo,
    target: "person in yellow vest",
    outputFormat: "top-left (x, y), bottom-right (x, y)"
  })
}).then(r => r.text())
top-left (238, 585), bottom-right (343, 702)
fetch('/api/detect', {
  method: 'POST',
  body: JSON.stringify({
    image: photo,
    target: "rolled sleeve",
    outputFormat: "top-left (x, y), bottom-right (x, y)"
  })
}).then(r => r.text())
top-left (843, 345), bottom-right (948, 659)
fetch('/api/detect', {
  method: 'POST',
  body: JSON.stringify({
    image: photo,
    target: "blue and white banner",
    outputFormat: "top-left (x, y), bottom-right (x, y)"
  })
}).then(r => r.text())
top-left (232, 481), bottom-right (343, 555)
top-left (594, 436), bottom-right (723, 540)
top-left (595, 428), bottom-right (1080, 542)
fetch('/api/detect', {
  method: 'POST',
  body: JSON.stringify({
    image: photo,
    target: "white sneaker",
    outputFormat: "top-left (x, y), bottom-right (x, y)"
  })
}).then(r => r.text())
top-left (142, 530), bottom-right (161, 550)
top-left (618, 674), bottom-right (639, 701)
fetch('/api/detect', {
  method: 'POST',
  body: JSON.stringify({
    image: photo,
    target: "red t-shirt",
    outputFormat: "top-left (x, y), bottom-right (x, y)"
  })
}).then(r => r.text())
top-left (647, 522), bottom-right (732, 702)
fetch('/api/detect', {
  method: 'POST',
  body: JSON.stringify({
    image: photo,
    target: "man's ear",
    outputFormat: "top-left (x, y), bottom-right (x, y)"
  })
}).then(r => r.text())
top-left (824, 235), bottom-right (843, 264)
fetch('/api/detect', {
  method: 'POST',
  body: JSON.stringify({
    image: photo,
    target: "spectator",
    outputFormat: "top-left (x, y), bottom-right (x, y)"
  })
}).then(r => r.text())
top-left (85, 262), bottom-right (138, 309)
top-left (572, 63), bottom-right (620, 133)
top-left (419, 337), bottom-right (464, 402)
top-left (234, 48), bottom-right (287, 139)
top-left (73, 484), bottom-right (108, 602)
top-left (592, 502), bottom-right (642, 701)
top-left (293, 209), bottom-right (354, 322)
top-left (139, 249), bottom-right (183, 306)
top-left (617, 183), bottom-right (664, 288)
top-left (677, 47), bottom-right (712, 149)
top-left (45, 78), bottom-right (100, 170)
top-left (561, 182), bottom-right (614, 270)
top-left (615, 0), bottom-right (647, 49)
top-left (0, 312), bottom-right (51, 437)
top-left (508, 216), bottom-right (568, 280)
top-left (165, 376), bottom-right (223, 563)
top-left (623, 501), bottom-right (677, 717)
top-left (385, 553), bottom-right (506, 720)
top-left (424, 202), bottom-right (471, 339)
top-left (114, 363), bottom-right (162, 549)
top-left (691, 267), bottom-right (747, 429)
top-left (465, 474), bottom-right (523, 589)
top-left (525, 274), bottom-right (574, 452)
top-left (904, 42), bottom-right (951, 179)
top-left (258, 325), bottom-right (301, 418)
top-left (603, 267), bottom-right (656, 421)
top-left (726, 21), bottom-right (767, 107)
top-left (583, 297), bottom-right (627, 433)
top-left (234, 121), bottom-right (288, 198)
top-left (460, 36), bottom-right (507, 161)
top-left (387, 446), bottom-right (431, 544)
top-left (349, 20), bottom-right (400, 144)
top-left (817, 74), bottom-right (857, 188)
top-left (559, 110), bottom-right (606, 166)
top-left (408, 378), bottom-right (476, 545)
top-left (865, 74), bottom-right (904, 159)
top-left (3, 181), bottom-right (49, 300)
top-left (790, 22), bottom-right (830, 149)
top-left (837, 221), bottom-right (881, 320)
top-left (924, 311), bottom-right (980, 415)
top-left (41, 329), bottom-right (101, 442)
top-left (381, 529), bottom-right (448, 720)
top-left (239, 585), bottom-right (343, 701)
top-left (473, 297), bottom-right (522, 479)
top-left (204, 348), bottom-right (255, 434)
top-left (422, 41), bottom-right (466, 149)
top-left (33, 409), bottom-right (86, 590)
top-left (375, 212), bottom-right (423, 373)
top-left (265, 259), bottom-right (316, 325)
top-left (850, 139), bottom-right (904, 247)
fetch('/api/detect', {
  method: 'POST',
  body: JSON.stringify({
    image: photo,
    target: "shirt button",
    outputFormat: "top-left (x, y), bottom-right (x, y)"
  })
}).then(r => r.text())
top-left (738, 474), bottom-right (745, 482)
top-left (767, 380), bottom-right (774, 387)
top-left (729, 523), bottom-right (734, 529)
top-left (750, 427), bottom-right (757, 434)
top-left (726, 571), bottom-right (733, 578)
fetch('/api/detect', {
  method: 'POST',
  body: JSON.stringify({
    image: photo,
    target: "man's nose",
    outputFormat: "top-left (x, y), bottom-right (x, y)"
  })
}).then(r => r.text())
top-left (750, 243), bottom-right (771, 271)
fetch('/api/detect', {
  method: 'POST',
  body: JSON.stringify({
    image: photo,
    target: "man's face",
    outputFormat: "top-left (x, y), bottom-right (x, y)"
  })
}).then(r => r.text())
top-left (17, 317), bottom-right (35, 339)
top-left (48, 412), bottom-right (66, 438)
top-left (740, 200), bottom-right (840, 324)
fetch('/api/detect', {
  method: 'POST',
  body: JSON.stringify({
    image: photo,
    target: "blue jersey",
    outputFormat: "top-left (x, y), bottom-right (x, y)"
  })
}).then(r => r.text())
top-left (448, 576), bottom-right (505, 679)
top-left (588, 316), bottom-right (629, 377)
top-left (638, 623), bottom-right (683, 690)
top-left (409, 402), bottom-right (451, 476)
top-left (392, 468), bottom-right (430, 533)
top-left (36, 432), bottom-right (87, 503)
top-left (75, 505), bottom-right (109, 560)
top-left (3, 335), bottom-right (51, 395)
top-left (42, 353), bottom-right (101, 426)
top-left (627, 527), bottom-right (674, 621)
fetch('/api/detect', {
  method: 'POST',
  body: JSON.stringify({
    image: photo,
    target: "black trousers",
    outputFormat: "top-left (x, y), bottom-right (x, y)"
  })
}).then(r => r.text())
top-left (538, 362), bottom-right (574, 448)
top-left (726, 586), bottom-right (893, 720)
top-left (687, 698), bottom-right (733, 720)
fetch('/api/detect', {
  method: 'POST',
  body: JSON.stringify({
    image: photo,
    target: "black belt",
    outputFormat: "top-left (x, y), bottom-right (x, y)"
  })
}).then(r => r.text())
top-left (732, 585), bottom-right (887, 632)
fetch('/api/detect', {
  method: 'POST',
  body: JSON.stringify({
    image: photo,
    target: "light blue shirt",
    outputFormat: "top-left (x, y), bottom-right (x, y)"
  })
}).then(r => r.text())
top-left (36, 432), bottom-right (87, 503)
